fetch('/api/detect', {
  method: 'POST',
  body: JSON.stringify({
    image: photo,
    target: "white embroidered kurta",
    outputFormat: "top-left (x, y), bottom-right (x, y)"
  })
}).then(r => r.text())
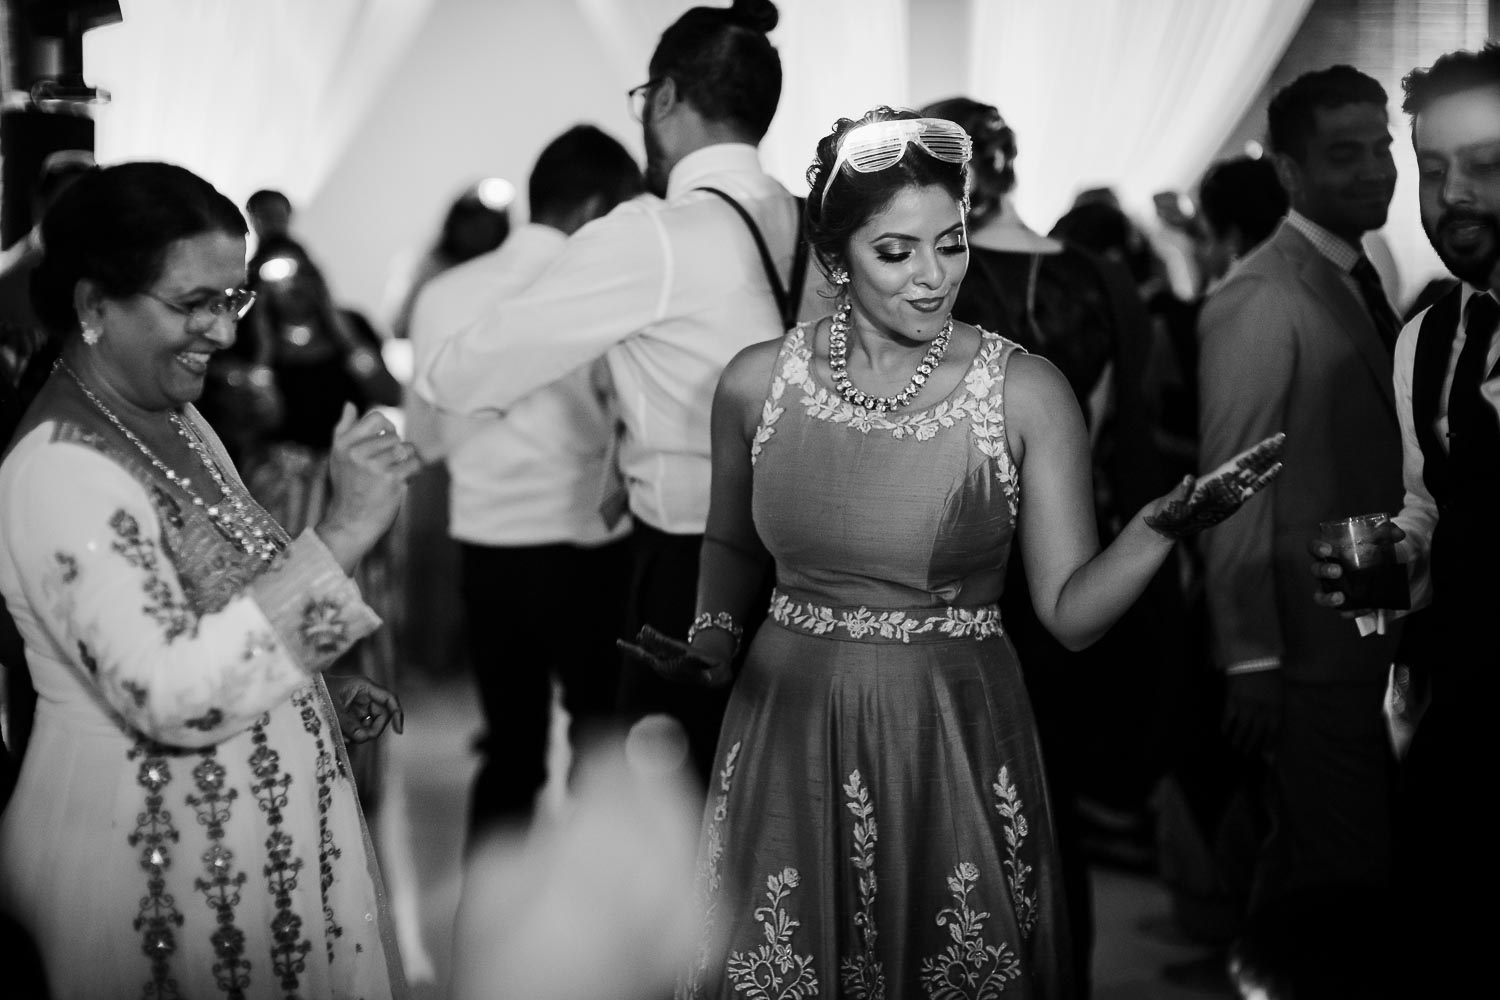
top-left (0, 411), bottom-right (405, 1000)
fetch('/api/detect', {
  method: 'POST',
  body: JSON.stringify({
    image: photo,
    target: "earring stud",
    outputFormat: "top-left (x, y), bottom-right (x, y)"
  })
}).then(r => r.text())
top-left (81, 324), bottom-right (102, 346)
top-left (831, 267), bottom-right (850, 286)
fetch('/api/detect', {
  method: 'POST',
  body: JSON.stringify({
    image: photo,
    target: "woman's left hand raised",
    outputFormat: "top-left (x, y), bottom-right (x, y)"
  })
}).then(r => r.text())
top-left (326, 673), bottom-right (405, 744)
top-left (1144, 432), bottom-right (1286, 540)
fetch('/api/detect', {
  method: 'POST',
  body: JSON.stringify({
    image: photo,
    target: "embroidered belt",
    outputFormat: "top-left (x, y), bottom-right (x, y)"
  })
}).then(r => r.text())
top-left (767, 589), bottom-right (1003, 643)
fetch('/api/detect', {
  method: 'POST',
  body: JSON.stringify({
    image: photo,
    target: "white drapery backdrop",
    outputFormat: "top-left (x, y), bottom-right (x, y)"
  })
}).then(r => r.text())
top-left (759, 0), bottom-right (910, 194)
top-left (967, 0), bottom-right (1315, 231)
top-left (82, 0), bottom-right (438, 211)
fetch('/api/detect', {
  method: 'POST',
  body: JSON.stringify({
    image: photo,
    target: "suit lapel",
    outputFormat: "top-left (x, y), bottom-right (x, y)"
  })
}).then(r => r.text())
top-left (1279, 226), bottom-right (1398, 418)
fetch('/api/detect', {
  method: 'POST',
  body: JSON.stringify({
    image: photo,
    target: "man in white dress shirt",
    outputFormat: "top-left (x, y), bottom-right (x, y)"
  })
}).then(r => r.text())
top-left (1345, 46), bottom-right (1500, 989)
top-left (410, 126), bottom-right (645, 839)
top-left (418, 0), bottom-right (795, 785)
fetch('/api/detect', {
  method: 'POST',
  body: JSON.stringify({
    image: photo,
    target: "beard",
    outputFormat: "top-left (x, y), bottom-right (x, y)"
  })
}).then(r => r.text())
top-left (1425, 207), bottom-right (1500, 287)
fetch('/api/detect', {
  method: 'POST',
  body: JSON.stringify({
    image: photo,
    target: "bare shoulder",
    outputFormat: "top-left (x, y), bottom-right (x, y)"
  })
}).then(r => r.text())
top-left (947, 320), bottom-right (985, 362)
top-left (1003, 350), bottom-right (1076, 418)
top-left (1000, 349), bottom-right (1085, 457)
top-left (717, 333), bottom-right (791, 408)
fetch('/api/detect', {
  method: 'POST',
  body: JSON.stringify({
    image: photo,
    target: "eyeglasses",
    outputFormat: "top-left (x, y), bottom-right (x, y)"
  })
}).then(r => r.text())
top-left (140, 286), bottom-right (257, 330)
top-left (821, 118), bottom-right (974, 209)
top-left (627, 78), bottom-right (662, 123)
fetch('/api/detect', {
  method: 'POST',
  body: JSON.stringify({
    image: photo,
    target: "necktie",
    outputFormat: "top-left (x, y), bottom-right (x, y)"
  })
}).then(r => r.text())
top-left (1449, 293), bottom-right (1500, 451)
top-left (1351, 256), bottom-right (1400, 352)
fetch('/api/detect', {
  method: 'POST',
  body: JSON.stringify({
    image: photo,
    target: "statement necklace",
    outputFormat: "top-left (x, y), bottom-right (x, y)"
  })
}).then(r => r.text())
top-left (56, 360), bottom-right (284, 564)
top-left (827, 297), bottom-right (952, 413)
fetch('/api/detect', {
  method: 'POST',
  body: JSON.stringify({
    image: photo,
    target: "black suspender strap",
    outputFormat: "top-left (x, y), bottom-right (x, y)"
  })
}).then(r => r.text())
top-left (697, 186), bottom-right (808, 329)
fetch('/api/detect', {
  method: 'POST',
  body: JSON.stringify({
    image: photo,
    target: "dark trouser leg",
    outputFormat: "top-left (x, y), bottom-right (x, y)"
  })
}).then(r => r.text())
top-left (1251, 677), bottom-right (1394, 911)
top-left (556, 536), bottom-right (632, 783)
top-left (460, 542), bottom-right (570, 841)
top-left (1395, 671), bottom-right (1494, 994)
top-left (617, 524), bottom-right (730, 791)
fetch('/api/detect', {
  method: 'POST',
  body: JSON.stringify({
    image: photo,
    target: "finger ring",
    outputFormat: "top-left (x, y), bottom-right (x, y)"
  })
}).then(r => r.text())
top-left (361, 714), bottom-right (374, 725)
top-left (376, 428), bottom-right (388, 437)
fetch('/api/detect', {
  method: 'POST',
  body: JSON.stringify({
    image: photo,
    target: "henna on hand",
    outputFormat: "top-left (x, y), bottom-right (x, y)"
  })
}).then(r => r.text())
top-left (1146, 432), bottom-right (1286, 540)
top-left (617, 626), bottom-right (730, 687)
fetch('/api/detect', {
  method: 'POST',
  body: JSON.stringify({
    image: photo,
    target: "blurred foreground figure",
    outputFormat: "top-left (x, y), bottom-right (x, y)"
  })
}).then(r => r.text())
top-left (450, 716), bottom-right (702, 1000)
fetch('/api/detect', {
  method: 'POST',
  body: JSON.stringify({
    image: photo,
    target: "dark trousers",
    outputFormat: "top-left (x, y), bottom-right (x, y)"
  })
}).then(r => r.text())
top-left (617, 523), bottom-right (731, 791)
top-left (1251, 677), bottom-right (1394, 911)
top-left (1395, 668), bottom-right (1496, 992)
top-left (459, 536), bottom-right (631, 840)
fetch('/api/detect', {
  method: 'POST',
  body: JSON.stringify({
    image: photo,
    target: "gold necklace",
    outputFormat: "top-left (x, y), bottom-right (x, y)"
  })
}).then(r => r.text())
top-left (55, 360), bottom-right (285, 564)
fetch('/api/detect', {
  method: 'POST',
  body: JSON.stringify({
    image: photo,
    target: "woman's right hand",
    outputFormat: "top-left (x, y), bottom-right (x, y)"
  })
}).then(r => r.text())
top-left (316, 403), bottom-right (423, 573)
top-left (617, 626), bottom-right (733, 688)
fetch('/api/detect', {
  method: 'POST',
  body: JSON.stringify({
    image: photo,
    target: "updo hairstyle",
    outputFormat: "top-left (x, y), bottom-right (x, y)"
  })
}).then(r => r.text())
top-left (804, 107), bottom-right (970, 280)
top-left (920, 97), bottom-right (1016, 226)
top-left (650, 0), bottom-right (781, 141)
top-left (29, 161), bottom-right (247, 340)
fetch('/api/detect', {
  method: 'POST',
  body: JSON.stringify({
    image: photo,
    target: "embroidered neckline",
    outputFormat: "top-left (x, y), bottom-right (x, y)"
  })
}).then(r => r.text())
top-left (793, 322), bottom-right (996, 423)
top-left (749, 322), bottom-right (1022, 517)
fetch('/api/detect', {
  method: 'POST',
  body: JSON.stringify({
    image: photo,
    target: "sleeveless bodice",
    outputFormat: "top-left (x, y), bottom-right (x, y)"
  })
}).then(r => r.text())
top-left (751, 324), bottom-right (1022, 613)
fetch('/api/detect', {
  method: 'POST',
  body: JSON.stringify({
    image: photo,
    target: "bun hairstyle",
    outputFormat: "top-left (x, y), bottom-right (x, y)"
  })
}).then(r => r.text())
top-left (804, 106), bottom-right (970, 279)
top-left (920, 96), bottom-right (1016, 224)
top-left (649, 0), bottom-right (781, 140)
top-left (29, 161), bottom-right (246, 340)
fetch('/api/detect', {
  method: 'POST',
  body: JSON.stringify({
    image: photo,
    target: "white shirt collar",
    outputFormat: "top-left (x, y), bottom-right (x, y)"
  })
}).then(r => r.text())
top-left (1459, 282), bottom-right (1500, 318)
top-left (665, 143), bottom-right (765, 199)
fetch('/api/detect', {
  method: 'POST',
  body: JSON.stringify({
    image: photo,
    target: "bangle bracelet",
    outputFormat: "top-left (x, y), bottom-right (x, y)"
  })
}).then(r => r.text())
top-left (687, 611), bottom-right (743, 653)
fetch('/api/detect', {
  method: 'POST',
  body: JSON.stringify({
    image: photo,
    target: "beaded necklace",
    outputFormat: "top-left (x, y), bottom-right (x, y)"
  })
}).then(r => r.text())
top-left (827, 297), bottom-right (952, 413)
top-left (56, 360), bottom-right (285, 564)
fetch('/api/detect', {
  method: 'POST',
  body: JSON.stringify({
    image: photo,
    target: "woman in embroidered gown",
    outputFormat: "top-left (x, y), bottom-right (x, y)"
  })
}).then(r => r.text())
top-left (0, 162), bottom-right (418, 999)
top-left (623, 109), bottom-right (1282, 999)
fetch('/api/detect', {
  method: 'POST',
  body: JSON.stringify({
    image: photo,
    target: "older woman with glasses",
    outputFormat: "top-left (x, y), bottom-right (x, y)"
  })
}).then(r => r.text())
top-left (0, 162), bottom-right (417, 998)
top-left (624, 108), bottom-right (1283, 998)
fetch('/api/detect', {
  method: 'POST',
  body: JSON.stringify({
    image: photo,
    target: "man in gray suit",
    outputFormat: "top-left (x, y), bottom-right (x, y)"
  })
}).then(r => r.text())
top-left (1197, 65), bottom-right (1403, 914)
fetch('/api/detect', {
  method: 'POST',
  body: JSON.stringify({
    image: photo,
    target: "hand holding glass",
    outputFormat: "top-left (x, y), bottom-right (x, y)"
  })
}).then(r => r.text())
top-left (1313, 513), bottom-right (1409, 612)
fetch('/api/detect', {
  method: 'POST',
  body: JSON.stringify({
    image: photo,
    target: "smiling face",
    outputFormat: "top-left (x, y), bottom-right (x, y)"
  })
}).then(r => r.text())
top-left (86, 229), bottom-right (248, 411)
top-left (1277, 101), bottom-right (1397, 241)
top-left (1415, 83), bottom-right (1500, 288)
top-left (842, 183), bottom-right (969, 344)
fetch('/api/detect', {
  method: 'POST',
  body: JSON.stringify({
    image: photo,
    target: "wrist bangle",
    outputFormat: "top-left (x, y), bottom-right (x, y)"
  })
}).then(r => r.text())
top-left (687, 612), bottom-right (743, 653)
